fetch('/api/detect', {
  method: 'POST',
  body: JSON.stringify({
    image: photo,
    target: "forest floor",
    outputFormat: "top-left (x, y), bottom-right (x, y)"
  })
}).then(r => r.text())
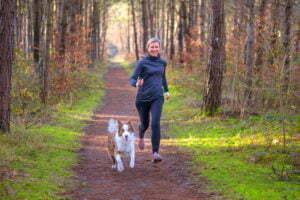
top-left (63, 63), bottom-right (220, 200)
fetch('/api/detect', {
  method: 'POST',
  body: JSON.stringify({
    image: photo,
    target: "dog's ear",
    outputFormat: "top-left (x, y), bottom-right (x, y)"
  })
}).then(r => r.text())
top-left (117, 120), bottom-right (123, 136)
top-left (127, 120), bottom-right (135, 132)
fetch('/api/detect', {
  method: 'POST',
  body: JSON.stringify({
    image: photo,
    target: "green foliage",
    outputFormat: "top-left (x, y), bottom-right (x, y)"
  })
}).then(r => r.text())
top-left (163, 69), bottom-right (300, 200)
top-left (11, 49), bottom-right (41, 126)
top-left (11, 50), bottom-right (107, 129)
top-left (0, 62), bottom-right (106, 199)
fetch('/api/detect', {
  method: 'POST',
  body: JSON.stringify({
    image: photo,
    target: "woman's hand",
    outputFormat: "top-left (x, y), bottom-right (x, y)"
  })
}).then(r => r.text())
top-left (164, 92), bottom-right (170, 100)
top-left (136, 78), bottom-right (144, 87)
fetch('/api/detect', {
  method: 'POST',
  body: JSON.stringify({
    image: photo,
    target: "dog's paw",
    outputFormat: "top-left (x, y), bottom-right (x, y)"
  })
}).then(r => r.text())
top-left (112, 164), bottom-right (117, 169)
top-left (117, 165), bottom-right (124, 172)
top-left (129, 160), bottom-right (135, 168)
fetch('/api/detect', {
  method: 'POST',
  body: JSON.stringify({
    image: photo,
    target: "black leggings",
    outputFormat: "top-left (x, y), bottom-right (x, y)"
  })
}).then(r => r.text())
top-left (136, 96), bottom-right (164, 153)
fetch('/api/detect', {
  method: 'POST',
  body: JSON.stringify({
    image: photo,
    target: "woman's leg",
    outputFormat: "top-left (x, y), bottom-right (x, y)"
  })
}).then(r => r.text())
top-left (136, 100), bottom-right (151, 140)
top-left (150, 96), bottom-right (164, 153)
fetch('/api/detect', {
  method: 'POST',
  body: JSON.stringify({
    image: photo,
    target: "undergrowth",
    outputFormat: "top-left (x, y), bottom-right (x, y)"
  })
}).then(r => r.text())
top-left (0, 62), bottom-right (107, 199)
top-left (163, 68), bottom-right (300, 200)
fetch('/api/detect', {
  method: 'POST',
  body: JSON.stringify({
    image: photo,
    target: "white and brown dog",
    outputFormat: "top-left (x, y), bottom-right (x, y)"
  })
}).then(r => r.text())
top-left (107, 118), bottom-right (135, 172)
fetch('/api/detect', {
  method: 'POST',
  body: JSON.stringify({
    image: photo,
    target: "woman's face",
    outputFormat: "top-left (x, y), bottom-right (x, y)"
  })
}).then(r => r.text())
top-left (148, 42), bottom-right (160, 57)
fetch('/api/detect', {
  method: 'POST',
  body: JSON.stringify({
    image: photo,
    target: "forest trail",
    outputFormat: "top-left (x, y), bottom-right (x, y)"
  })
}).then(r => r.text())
top-left (66, 63), bottom-right (217, 200)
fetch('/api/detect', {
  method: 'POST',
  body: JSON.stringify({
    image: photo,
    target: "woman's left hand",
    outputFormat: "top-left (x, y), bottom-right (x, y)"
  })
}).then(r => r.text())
top-left (164, 92), bottom-right (170, 100)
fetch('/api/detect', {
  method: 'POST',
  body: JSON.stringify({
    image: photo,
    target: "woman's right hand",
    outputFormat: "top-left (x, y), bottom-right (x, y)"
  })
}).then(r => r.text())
top-left (136, 78), bottom-right (144, 87)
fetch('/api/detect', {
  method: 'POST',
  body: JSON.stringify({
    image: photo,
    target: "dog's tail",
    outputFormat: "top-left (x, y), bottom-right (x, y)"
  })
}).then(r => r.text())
top-left (107, 118), bottom-right (119, 134)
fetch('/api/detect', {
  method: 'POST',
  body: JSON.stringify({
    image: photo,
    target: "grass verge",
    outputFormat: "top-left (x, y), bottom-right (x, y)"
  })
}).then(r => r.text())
top-left (0, 62), bottom-right (107, 199)
top-left (163, 69), bottom-right (300, 200)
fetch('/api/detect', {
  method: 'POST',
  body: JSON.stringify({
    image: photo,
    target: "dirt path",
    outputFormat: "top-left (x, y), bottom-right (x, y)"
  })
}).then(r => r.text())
top-left (67, 63), bottom-right (217, 200)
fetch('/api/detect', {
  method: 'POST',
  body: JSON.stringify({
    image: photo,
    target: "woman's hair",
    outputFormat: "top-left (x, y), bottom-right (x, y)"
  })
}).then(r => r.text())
top-left (146, 37), bottom-right (161, 48)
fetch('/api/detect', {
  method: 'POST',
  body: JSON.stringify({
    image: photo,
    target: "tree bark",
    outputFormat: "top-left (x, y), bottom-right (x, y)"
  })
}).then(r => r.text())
top-left (254, 0), bottom-right (267, 73)
top-left (59, 0), bottom-right (68, 57)
top-left (127, 4), bottom-right (131, 54)
top-left (169, 0), bottom-right (175, 60)
top-left (165, 0), bottom-right (171, 54)
top-left (242, 0), bottom-right (255, 116)
top-left (148, 0), bottom-right (155, 37)
top-left (282, 0), bottom-right (293, 94)
top-left (33, 0), bottom-right (41, 64)
top-left (141, 0), bottom-right (149, 52)
top-left (203, 0), bottom-right (226, 115)
top-left (199, 0), bottom-right (206, 58)
top-left (268, 0), bottom-right (280, 66)
top-left (91, 0), bottom-right (100, 62)
top-left (130, 0), bottom-right (139, 60)
top-left (100, 0), bottom-right (108, 61)
top-left (178, 1), bottom-right (185, 63)
top-left (41, 0), bottom-right (53, 104)
top-left (0, 0), bottom-right (15, 133)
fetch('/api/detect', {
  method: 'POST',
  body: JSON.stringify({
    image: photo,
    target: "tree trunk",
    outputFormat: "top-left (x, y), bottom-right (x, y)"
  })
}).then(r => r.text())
top-left (130, 0), bottom-right (139, 60)
top-left (41, 0), bottom-right (53, 104)
top-left (0, 0), bottom-right (15, 133)
top-left (203, 0), bottom-right (226, 115)
top-left (160, 0), bottom-right (165, 50)
top-left (141, 0), bottom-right (149, 53)
top-left (91, 0), bottom-right (100, 62)
top-left (59, 0), bottom-right (68, 57)
top-left (254, 0), bottom-right (267, 73)
top-left (33, 0), bottom-right (41, 64)
top-left (178, 1), bottom-right (185, 63)
top-left (199, 0), bottom-right (206, 58)
top-left (242, 0), bottom-right (255, 117)
top-left (165, 0), bottom-right (170, 54)
top-left (169, 0), bottom-right (175, 60)
top-left (148, 0), bottom-right (155, 37)
top-left (27, 0), bottom-right (33, 56)
top-left (100, 0), bottom-right (108, 61)
top-left (268, 0), bottom-right (280, 66)
top-left (127, 4), bottom-right (131, 54)
top-left (282, 0), bottom-right (293, 94)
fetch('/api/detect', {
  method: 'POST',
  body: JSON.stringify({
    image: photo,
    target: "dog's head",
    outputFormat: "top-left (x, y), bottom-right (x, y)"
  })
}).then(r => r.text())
top-left (117, 120), bottom-right (135, 142)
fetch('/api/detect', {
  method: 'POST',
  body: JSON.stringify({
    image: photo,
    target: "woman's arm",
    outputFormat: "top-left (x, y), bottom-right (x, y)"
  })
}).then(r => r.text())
top-left (162, 64), bottom-right (169, 93)
top-left (130, 61), bottom-right (143, 87)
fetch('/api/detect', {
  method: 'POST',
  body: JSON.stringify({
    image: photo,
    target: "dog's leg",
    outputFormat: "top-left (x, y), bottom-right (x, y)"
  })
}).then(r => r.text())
top-left (111, 155), bottom-right (117, 169)
top-left (115, 153), bottom-right (124, 172)
top-left (129, 150), bottom-right (135, 168)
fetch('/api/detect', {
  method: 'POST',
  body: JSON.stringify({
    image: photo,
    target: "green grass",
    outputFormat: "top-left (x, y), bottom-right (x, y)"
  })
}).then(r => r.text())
top-left (163, 72), bottom-right (300, 200)
top-left (0, 63), bottom-right (107, 199)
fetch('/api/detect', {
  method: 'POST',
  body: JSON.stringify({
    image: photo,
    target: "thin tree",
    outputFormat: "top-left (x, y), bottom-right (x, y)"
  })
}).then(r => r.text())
top-left (169, 0), bottom-right (175, 60)
top-left (255, 0), bottom-right (267, 74)
top-left (58, 0), bottom-right (68, 57)
top-left (130, 0), bottom-right (139, 60)
top-left (41, 0), bottom-right (53, 104)
top-left (91, 0), bottom-right (100, 62)
top-left (199, 0), bottom-right (206, 58)
top-left (282, 0), bottom-right (293, 94)
top-left (241, 0), bottom-right (255, 117)
top-left (178, 0), bottom-right (186, 63)
top-left (141, 0), bottom-right (149, 52)
top-left (33, 0), bottom-right (41, 64)
top-left (268, 0), bottom-right (280, 66)
top-left (0, 0), bottom-right (15, 132)
top-left (203, 0), bottom-right (226, 115)
top-left (127, 4), bottom-right (131, 54)
top-left (100, 0), bottom-right (108, 61)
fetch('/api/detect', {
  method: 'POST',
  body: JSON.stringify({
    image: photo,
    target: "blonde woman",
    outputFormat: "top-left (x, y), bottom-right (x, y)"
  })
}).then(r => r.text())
top-left (130, 38), bottom-right (170, 163)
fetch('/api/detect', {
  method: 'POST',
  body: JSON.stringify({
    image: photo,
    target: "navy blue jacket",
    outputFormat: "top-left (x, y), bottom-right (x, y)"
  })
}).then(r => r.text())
top-left (130, 54), bottom-right (169, 101)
